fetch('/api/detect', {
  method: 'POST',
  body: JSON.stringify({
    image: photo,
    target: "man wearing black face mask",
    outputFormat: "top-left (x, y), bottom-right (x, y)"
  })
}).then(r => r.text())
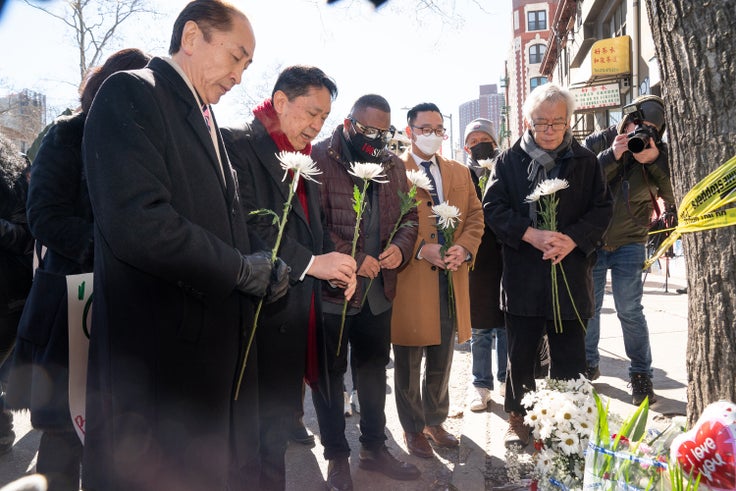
top-left (310, 94), bottom-right (420, 490)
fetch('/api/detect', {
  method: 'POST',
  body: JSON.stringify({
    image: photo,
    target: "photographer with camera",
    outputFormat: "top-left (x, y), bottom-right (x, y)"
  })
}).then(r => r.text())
top-left (582, 94), bottom-right (675, 405)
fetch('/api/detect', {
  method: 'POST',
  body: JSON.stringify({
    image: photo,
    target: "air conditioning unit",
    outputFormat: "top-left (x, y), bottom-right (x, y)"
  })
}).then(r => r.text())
top-left (620, 77), bottom-right (631, 94)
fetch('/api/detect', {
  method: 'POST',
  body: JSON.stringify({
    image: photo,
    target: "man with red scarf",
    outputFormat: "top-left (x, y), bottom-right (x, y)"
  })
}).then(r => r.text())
top-left (222, 65), bottom-right (356, 491)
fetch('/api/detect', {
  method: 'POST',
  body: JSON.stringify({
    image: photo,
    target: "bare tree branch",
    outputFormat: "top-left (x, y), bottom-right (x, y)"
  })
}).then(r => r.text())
top-left (23, 0), bottom-right (155, 82)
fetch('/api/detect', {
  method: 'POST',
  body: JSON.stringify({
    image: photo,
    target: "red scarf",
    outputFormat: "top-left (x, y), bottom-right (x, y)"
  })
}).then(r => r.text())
top-left (253, 98), bottom-right (312, 156)
top-left (254, 99), bottom-right (319, 386)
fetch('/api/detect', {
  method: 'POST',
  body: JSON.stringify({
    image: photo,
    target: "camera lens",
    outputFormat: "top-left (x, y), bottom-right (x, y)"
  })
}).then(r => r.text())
top-left (627, 135), bottom-right (649, 153)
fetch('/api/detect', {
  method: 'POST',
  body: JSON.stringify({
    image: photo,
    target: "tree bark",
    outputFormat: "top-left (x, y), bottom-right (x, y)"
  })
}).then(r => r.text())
top-left (645, 0), bottom-right (736, 426)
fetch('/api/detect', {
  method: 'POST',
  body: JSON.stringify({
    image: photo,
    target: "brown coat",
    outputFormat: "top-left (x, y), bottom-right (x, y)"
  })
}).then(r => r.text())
top-left (391, 152), bottom-right (484, 346)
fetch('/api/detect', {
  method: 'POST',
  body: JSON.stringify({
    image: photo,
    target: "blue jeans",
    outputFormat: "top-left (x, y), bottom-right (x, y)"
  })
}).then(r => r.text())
top-left (470, 327), bottom-right (507, 389)
top-left (585, 243), bottom-right (653, 376)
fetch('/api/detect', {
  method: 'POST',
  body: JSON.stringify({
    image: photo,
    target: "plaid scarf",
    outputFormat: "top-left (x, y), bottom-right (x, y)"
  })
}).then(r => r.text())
top-left (520, 128), bottom-right (573, 225)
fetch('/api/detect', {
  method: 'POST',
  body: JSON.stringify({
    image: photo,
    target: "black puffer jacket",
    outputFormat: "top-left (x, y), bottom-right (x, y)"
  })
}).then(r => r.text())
top-left (312, 125), bottom-right (418, 308)
top-left (583, 126), bottom-right (675, 249)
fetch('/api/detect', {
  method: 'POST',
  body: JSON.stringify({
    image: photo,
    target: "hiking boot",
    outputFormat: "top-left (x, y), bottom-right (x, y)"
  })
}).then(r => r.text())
top-left (585, 365), bottom-right (600, 381)
top-left (504, 412), bottom-right (531, 448)
top-left (630, 373), bottom-right (657, 405)
top-left (469, 386), bottom-right (492, 412)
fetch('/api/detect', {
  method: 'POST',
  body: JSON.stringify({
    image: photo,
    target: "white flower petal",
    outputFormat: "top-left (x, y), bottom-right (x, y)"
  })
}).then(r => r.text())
top-left (348, 162), bottom-right (388, 183)
top-left (406, 169), bottom-right (434, 192)
top-left (430, 201), bottom-right (462, 230)
top-left (276, 151), bottom-right (322, 185)
top-left (477, 158), bottom-right (495, 171)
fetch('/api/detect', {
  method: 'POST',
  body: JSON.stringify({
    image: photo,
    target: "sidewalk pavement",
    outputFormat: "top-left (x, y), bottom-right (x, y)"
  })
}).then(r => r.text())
top-left (0, 256), bottom-right (688, 490)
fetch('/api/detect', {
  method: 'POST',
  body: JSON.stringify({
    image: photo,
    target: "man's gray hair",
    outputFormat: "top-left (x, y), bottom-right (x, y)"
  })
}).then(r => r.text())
top-left (522, 83), bottom-right (576, 123)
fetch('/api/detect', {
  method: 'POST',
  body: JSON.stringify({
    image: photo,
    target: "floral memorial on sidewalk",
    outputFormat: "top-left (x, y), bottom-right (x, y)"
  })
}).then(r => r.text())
top-left (509, 376), bottom-right (736, 491)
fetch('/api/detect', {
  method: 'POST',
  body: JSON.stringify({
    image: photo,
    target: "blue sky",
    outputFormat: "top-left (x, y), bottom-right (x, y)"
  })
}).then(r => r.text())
top-left (0, 0), bottom-right (512, 149)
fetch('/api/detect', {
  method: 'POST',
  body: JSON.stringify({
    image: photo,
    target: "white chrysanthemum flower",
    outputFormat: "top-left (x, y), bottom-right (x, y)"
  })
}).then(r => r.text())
top-left (524, 177), bottom-right (570, 202)
top-left (406, 169), bottom-right (434, 192)
top-left (430, 202), bottom-right (462, 230)
top-left (277, 151), bottom-right (322, 190)
top-left (477, 158), bottom-right (495, 171)
top-left (348, 162), bottom-right (389, 183)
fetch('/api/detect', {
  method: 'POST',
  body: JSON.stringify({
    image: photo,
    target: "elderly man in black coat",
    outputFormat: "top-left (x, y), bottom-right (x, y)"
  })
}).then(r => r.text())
top-left (81, 2), bottom-right (288, 490)
top-left (484, 83), bottom-right (612, 450)
top-left (222, 65), bottom-right (356, 491)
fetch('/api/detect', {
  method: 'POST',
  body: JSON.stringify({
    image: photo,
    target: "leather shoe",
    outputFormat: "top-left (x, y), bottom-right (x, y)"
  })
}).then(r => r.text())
top-left (289, 423), bottom-right (315, 446)
top-left (358, 446), bottom-right (420, 481)
top-left (403, 431), bottom-right (433, 458)
top-left (326, 457), bottom-right (353, 491)
top-left (423, 425), bottom-right (459, 448)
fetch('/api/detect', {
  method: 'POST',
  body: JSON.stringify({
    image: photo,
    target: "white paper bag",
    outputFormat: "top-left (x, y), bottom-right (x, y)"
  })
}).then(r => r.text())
top-left (66, 273), bottom-right (93, 444)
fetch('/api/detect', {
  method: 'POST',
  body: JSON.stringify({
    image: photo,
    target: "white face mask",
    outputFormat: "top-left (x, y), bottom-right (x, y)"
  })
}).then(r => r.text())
top-left (414, 133), bottom-right (444, 156)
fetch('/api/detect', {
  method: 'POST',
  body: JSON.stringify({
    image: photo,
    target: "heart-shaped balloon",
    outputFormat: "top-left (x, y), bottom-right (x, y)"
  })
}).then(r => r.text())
top-left (671, 400), bottom-right (736, 490)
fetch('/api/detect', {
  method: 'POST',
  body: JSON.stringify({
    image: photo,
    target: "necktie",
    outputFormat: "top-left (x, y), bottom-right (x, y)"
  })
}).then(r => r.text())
top-left (420, 161), bottom-right (445, 245)
top-left (202, 103), bottom-right (211, 130)
top-left (420, 161), bottom-right (440, 205)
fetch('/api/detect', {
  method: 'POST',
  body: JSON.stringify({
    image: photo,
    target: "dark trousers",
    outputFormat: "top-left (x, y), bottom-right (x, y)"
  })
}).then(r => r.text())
top-left (393, 276), bottom-right (455, 434)
top-left (311, 305), bottom-right (391, 460)
top-left (255, 317), bottom-right (308, 491)
top-left (37, 429), bottom-right (83, 491)
top-left (503, 313), bottom-right (587, 414)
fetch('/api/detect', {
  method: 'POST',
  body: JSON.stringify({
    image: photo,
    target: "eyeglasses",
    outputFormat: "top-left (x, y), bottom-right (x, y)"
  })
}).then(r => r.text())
top-left (532, 122), bottom-right (567, 132)
top-left (349, 118), bottom-right (395, 141)
top-left (411, 126), bottom-right (447, 137)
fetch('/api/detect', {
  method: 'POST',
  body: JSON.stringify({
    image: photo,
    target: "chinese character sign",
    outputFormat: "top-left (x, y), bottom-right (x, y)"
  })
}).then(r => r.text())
top-left (591, 36), bottom-right (631, 76)
top-left (570, 83), bottom-right (622, 110)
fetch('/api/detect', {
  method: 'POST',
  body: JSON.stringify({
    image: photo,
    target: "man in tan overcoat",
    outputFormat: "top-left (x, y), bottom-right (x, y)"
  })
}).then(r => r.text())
top-left (391, 102), bottom-right (484, 459)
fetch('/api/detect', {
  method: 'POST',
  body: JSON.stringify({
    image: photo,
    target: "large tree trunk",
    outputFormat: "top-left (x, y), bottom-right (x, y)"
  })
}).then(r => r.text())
top-left (646, 0), bottom-right (736, 426)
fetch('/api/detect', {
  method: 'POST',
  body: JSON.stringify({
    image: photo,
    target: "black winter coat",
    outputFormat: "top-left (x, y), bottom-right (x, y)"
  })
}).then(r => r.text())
top-left (468, 169), bottom-right (504, 330)
top-left (7, 112), bottom-right (90, 430)
top-left (0, 151), bottom-right (32, 318)
top-left (222, 119), bottom-right (332, 415)
top-left (484, 136), bottom-right (613, 319)
top-left (81, 57), bottom-right (258, 491)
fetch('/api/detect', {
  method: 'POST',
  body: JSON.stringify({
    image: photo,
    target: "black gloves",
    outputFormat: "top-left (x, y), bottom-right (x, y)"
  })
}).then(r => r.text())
top-left (266, 257), bottom-right (289, 304)
top-left (236, 251), bottom-right (290, 303)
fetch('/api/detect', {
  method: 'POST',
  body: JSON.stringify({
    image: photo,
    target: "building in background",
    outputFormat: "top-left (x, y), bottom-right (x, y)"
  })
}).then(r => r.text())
top-left (504, 0), bottom-right (557, 141)
top-left (539, 0), bottom-right (661, 139)
top-left (0, 89), bottom-right (47, 154)
top-left (459, 84), bottom-right (505, 160)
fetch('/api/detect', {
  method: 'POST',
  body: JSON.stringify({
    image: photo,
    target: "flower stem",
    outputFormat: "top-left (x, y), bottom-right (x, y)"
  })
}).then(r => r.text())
top-left (337, 179), bottom-right (370, 357)
top-left (234, 181), bottom-right (296, 400)
top-left (559, 263), bottom-right (587, 332)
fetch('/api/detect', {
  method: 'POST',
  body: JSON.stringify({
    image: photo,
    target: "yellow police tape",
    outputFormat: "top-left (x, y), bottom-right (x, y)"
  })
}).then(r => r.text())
top-left (644, 154), bottom-right (736, 270)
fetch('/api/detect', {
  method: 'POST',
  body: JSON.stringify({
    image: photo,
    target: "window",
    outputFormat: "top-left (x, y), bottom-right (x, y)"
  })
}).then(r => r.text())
top-left (529, 44), bottom-right (546, 64)
top-left (530, 77), bottom-right (548, 91)
top-left (528, 10), bottom-right (547, 31)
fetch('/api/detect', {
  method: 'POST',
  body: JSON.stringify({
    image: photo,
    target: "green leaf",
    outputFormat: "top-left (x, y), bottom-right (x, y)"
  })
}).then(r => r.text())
top-left (352, 184), bottom-right (361, 214)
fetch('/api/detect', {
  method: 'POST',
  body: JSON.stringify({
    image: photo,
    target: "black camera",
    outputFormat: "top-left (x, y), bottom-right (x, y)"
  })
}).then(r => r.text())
top-left (626, 124), bottom-right (657, 153)
top-left (622, 102), bottom-right (659, 153)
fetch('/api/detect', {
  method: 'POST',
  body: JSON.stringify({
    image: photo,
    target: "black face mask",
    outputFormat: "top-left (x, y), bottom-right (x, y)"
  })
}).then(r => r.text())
top-left (347, 124), bottom-right (387, 162)
top-left (470, 141), bottom-right (498, 162)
